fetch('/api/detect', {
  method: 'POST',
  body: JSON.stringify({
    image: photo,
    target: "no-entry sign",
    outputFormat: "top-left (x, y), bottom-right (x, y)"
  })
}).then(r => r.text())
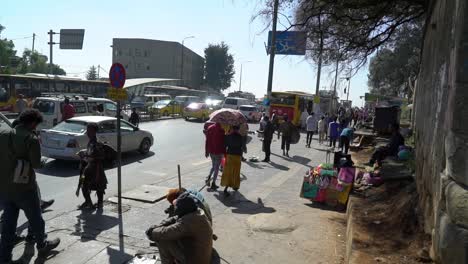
top-left (109, 63), bottom-right (126, 89)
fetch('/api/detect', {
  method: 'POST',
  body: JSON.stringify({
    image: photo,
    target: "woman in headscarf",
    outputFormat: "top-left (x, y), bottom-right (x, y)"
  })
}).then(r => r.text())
top-left (221, 125), bottom-right (243, 196)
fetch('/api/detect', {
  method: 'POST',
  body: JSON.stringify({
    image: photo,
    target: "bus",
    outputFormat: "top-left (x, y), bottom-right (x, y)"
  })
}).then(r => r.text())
top-left (270, 91), bottom-right (314, 126)
top-left (0, 73), bottom-right (109, 111)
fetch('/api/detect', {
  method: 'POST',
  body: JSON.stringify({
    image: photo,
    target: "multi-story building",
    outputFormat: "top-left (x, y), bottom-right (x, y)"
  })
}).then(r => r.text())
top-left (112, 38), bottom-right (204, 89)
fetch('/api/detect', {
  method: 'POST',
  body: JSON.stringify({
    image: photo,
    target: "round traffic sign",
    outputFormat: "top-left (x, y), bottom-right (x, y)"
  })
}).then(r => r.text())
top-left (109, 63), bottom-right (126, 89)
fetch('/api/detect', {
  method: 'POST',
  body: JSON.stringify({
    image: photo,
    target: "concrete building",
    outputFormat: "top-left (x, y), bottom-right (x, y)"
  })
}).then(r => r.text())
top-left (112, 38), bottom-right (204, 89)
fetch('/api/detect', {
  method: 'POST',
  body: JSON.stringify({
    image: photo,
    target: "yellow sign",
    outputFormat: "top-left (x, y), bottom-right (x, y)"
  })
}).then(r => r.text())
top-left (314, 95), bottom-right (320, 104)
top-left (107, 87), bottom-right (128, 101)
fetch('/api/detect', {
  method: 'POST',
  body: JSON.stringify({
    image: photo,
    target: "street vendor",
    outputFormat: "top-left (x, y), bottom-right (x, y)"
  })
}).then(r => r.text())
top-left (365, 123), bottom-right (404, 167)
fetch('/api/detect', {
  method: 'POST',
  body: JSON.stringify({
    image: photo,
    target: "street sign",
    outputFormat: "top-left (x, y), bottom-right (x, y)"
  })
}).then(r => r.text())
top-left (59, 29), bottom-right (85, 49)
top-left (267, 31), bottom-right (306, 55)
top-left (107, 87), bottom-right (128, 101)
top-left (109, 63), bottom-right (126, 89)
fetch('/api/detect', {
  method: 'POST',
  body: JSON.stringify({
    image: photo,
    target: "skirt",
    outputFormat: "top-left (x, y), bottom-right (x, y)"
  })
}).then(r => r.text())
top-left (221, 154), bottom-right (241, 189)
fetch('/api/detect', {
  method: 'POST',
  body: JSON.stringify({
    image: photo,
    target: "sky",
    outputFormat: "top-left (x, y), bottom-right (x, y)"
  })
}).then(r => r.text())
top-left (1, 0), bottom-right (368, 106)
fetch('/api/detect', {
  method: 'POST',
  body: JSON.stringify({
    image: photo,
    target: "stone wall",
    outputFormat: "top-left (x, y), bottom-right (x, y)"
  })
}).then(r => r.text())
top-left (413, 0), bottom-right (468, 262)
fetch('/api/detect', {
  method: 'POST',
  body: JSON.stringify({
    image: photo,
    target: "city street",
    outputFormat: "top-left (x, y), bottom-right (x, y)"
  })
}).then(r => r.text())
top-left (8, 118), bottom-right (346, 263)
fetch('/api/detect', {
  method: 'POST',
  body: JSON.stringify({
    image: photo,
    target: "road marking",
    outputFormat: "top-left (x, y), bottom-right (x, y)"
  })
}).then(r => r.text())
top-left (192, 159), bottom-right (211, 166)
top-left (142, 171), bottom-right (167, 176)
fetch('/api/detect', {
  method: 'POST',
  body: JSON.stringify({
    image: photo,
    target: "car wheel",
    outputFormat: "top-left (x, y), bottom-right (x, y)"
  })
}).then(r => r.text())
top-left (139, 138), bottom-right (151, 154)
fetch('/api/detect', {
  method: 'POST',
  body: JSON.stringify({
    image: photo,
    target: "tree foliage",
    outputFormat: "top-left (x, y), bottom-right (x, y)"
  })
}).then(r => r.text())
top-left (16, 49), bottom-right (66, 75)
top-left (367, 22), bottom-right (422, 98)
top-left (0, 24), bottom-right (18, 73)
top-left (86, 65), bottom-right (98, 80)
top-left (203, 42), bottom-right (235, 91)
top-left (256, 0), bottom-right (427, 73)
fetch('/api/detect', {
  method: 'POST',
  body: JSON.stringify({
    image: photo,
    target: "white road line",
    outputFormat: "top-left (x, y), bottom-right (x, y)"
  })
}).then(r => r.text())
top-left (192, 159), bottom-right (211, 166)
top-left (142, 171), bottom-right (168, 176)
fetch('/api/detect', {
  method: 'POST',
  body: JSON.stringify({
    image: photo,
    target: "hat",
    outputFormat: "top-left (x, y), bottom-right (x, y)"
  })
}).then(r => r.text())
top-left (174, 192), bottom-right (197, 217)
top-left (166, 188), bottom-right (182, 204)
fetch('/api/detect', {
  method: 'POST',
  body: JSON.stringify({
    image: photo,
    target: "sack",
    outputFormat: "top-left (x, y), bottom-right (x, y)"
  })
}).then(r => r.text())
top-left (338, 167), bottom-right (355, 184)
top-left (13, 160), bottom-right (31, 184)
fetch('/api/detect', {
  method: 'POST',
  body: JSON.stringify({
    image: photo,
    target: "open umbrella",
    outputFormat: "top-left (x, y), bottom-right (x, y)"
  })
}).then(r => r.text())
top-left (209, 109), bottom-right (247, 126)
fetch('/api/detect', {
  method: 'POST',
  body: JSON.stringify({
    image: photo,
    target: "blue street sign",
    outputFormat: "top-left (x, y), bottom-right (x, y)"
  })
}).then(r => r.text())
top-left (268, 31), bottom-right (307, 55)
top-left (109, 63), bottom-right (126, 89)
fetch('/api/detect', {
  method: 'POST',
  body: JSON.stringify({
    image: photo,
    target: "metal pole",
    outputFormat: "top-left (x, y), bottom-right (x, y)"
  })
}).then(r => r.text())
top-left (330, 57), bottom-right (339, 115)
top-left (117, 100), bottom-right (122, 215)
top-left (32, 33), bottom-right (36, 53)
top-left (177, 165), bottom-right (181, 190)
top-left (266, 0), bottom-right (279, 115)
top-left (97, 64), bottom-right (100, 79)
top-left (48, 30), bottom-right (54, 74)
top-left (346, 77), bottom-right (351, 102)
top-left (238, 63), bottom-right (243, 91)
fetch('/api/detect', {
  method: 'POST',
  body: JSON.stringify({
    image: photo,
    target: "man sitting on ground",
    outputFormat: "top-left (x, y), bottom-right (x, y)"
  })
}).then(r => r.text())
top-left (366, 123), bottom-right (405, 167)
top-left (146, 193), bottom-right (213, 264)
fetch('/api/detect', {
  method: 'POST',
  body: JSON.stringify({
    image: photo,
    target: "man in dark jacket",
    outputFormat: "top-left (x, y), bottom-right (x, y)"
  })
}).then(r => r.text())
top-left (0, 109), bottom-right (60, 263)
top-left (366, 123), bottom-right (405, 166)
top-left (279, 115), bottom-right (294, 157)
top-left (262, 116), bottom-right (274, 162)
top-left (146, 193), bottom-right (213, 264)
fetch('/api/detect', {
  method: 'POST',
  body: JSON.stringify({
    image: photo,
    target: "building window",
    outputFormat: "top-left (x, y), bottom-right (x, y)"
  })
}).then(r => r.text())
top-left (146, 65), bottom-right (150, 71)
top-left (135, 48), bottom-right (141, 57)
top-left (144, 50), bottom-right (149, 57)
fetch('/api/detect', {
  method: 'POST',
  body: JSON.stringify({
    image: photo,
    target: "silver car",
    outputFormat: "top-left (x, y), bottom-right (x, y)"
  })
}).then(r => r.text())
top-left (40, 116), bottom-right (153, 160)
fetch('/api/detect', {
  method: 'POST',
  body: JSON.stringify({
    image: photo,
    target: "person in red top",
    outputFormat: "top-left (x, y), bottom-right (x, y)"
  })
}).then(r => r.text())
top-left (62, 98), bottom-right (76, 121)
top-left (205, 122), bottom-right (225, 190)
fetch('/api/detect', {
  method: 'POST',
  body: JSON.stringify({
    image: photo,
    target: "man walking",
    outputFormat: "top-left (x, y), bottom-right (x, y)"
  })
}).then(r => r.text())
top-left (262, 116), bottom-right (274, 162)
top-left (61, 98), bottom-right (75, 121)
top-left (129, 108), bottom-right (140, 127)
top-left (205, 122), bottom-right (225, 190)
top-left (305, 112), bottom-right (316, 148)
top-left (0, 109), bottom-right (60, 263)
top-left (280, 115), bottom-right (294, 157)
top-left (14, 94), bottom-right (28, 114)
top-left (318, 116), bottom-right (326, 144)
top-left (328, 117), bottom-right (340, 148)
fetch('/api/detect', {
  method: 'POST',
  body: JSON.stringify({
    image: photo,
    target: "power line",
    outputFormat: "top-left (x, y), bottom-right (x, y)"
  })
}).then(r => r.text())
top-left (9, 35), bottom-right (34, 41)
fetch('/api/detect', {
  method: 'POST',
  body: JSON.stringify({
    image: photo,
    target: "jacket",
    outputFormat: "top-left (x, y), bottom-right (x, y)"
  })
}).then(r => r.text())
top-left (205, 123), bottom-right (225, 155)
top-left (263, 121), bottom-right (274, 141)
top-left (151, 209), bottom-right (213, 264)
top-left (280, 121), bottom-right (294, 138)
top-left (0, 125), bottom-right (42, 196)
top-left (328, 122), bottom-right (340, 139)
top-left (225, 132), bottom-right (243, 156)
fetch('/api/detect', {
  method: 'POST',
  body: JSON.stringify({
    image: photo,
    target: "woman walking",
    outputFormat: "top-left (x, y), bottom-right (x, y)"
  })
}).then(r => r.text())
top-left (221, 125), bottom-right (243, 196)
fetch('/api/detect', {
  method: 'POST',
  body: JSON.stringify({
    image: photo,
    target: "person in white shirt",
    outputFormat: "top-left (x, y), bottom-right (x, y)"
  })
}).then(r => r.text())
top-left (318, 116), bottom-right (327, 144)
top-left (305, 112), bottom-right (316, 148)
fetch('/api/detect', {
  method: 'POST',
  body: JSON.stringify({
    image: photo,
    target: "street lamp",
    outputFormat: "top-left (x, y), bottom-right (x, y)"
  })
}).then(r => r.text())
top-left (340, 76), bottom-right (351, 102)
top-left (180, 36), bottom-right (195, 85)
top-left (238, 60), bottom-right (252, 92)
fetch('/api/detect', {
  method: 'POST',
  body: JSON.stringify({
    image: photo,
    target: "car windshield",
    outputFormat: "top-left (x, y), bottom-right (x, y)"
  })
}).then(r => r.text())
top-left (155, 100), bottom-right (171, 107)
top-left (33, 100), bottom-right (55, 114)
top-left (51, 120), bottom-right (87, 133)
top-left (187, 103), bottom-right (201, 109)
top-left (224, 99), bottom-right (237, 105)
top-left (239, 106), bottom-right (256, 111)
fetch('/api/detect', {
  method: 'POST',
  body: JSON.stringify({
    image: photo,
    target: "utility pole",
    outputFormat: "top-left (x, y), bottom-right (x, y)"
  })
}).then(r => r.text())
top-left (330, 56), bottom-right (339, 115)
top-left (239, 63), bottom-right (243, 92)
top-left (266, 0), bottom-right (279, 114)
top-left (32, 33), bottom-right (36, 53)
top-left (48, 30), bottom-right (58, 74)
top-left (315, 15), bottom-right (323, 98)
top-left (97, 64), bottom-right (100, 79)
top-left (346, 77), bottom-right (351, 102)
top-left (180, 36), bottom-right (195, 86)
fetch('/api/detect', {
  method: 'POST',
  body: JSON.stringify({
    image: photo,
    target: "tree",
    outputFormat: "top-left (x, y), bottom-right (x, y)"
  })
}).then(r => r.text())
top-left (367, 22), bottom-right (422, 98)
top-left (0, 24), bottom-right (19, 73)
top-left (256, 0), bottom-right (427, 72)
top-left (17, 49), bottom-right (66, 75)
top-left (203, 42), bottom-right (235, 91)
top-left (86, 65), bottom-right (98, 80)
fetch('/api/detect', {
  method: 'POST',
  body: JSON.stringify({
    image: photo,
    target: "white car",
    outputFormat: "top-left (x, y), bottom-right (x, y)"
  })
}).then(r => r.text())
top-left (239, 105), bottom-right (261, 122)
top-left (40, 116), bottom-right (153, 160)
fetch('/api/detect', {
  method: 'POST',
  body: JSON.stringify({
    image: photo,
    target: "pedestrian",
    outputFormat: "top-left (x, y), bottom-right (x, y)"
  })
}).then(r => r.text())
top-left (77, 123), bottom-right (108, 209)
top-left (340, 127), bottom-right (354, 154)
top-left (305, 112), bottom-right (316, 148)
top-left (240, 123), bottom-right (249, 162)
top-left (365, 123), bottom-right (404, 167)
top-left (146, 193), bottom-right (213, 264)
top-left (262, 116), bottom-right (274, 162)
top-left (62, 98), bottom-right (75, 121)
top-left (259, 112), bottom-right (267, 131)
top-left (129, 108), bottom-right (140, 127)
top-left (280, 115), bottom-right (294, 157)
top-left (221, 125), bottom-right (243, 196)
top-left (271, 111), bottom-right (279, 139)
top-left (165, 188), bottom-right (213, 225)
top-left (328, 117), bottom-right (340, 148)
top-left (14, 94), bottom-right (28, 114)
top-left (205, 122), bottom-right (225, 190)
top-left (318, 116), bottom-right (327, 144)
top-left (0, 109), bottom-right (60, 263)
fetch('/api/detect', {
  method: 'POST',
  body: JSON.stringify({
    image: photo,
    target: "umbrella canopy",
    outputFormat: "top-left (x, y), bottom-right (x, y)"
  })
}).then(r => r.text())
top-left (209, 109), bottom-right (247, 126)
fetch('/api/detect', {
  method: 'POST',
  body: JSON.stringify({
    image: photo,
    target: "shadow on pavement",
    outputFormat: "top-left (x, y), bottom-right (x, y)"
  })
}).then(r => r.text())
top-left (14, 241), bottom-right (59, 264)
top-left (305, 202), bottom-right (346, 213)
top-left (268, 161), bottom-right (289, 171)
top-left (214, 192), bottom-right (276, 215)
top-left (72, 208), bottom-right (119, 241)
top-left (271, 153), bottom-right (311, 167)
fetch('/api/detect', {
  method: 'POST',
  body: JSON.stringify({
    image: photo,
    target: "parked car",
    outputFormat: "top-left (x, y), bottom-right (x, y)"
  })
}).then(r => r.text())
top-left (40, 116), bottom-right (153, 160)
top-left (239, 105), bottom-right (261, 122)
top-left (0, 112), bottom-right (12, 128)
top-left (148, 100), bottom-right (182, 116)
top-left (184, 102), bottom-right (212, 121)
top-left (174, 96), bottom-right (201, 107)
top-left (143, 94), bottom-right (171, 109)
top-left (33, 96), bottom-right (129, 130)
top-left (222, 97), bottom-right (250, 110)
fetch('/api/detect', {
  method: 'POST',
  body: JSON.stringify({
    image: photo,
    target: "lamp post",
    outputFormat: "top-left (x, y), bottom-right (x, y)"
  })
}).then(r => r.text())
top-left (180, 36), bottom-right (195, 85)
top-left (238, 60), bottom-right (252, 92)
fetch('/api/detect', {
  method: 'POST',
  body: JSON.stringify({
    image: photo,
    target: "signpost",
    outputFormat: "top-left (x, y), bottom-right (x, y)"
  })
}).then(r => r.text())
top-left (267, 31), bottom-right (307, 55)
top-left (108, 63), bottom-right (127, 215)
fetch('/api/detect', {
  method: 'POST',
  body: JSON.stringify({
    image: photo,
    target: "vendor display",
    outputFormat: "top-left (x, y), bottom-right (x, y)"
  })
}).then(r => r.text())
top-left (300, 163), bottom-right (355, 206)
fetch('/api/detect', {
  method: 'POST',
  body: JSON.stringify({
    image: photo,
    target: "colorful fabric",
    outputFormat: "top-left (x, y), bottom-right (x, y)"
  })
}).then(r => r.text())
top-left (209, 109), bottom-right (246, 126)
top-left (328, 122), bottom-right (340, 139)
top-left (221, 154), bottom-right (241, 189)
top-left (62, 103), bottom-right (76, 121)
top-left (338, 167), bottom-right (355, 184)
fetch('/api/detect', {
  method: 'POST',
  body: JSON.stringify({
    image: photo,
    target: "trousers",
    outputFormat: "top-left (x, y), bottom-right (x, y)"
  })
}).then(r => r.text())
top-left (208, 154), bottom-right (223, 183)
top-left (263, 139), bottom-right (272, 160)
top-left (281, 136), bottom-right (291, 151)
top-left (306, 131), bottom-right (314, 146)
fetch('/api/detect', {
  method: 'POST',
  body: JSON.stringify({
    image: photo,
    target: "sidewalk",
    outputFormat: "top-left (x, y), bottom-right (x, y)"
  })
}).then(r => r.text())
top-left (9, 136), bottom-right (346, 264)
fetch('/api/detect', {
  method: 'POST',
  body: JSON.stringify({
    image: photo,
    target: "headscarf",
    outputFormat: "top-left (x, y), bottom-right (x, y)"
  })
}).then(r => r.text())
top-left (166, 188), bottom-right (182, 204)
top-left (174, 192), bottom-right (198, 217)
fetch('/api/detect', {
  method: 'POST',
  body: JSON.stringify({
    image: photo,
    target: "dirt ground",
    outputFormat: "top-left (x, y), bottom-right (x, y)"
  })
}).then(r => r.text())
top-left (349, 147), bottom-right (433, 264)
